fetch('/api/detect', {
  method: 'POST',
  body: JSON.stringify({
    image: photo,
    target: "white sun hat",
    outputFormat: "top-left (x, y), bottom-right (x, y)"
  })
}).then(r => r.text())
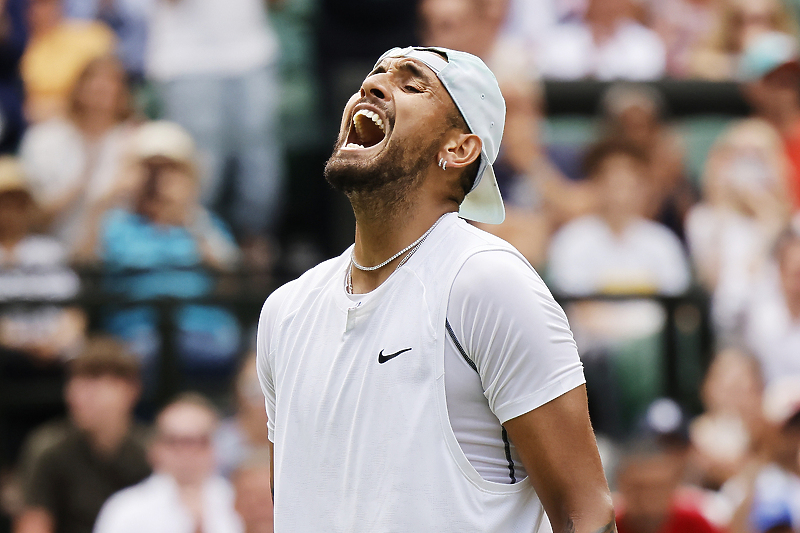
top-left (376, 46), bottom-right (507, 224)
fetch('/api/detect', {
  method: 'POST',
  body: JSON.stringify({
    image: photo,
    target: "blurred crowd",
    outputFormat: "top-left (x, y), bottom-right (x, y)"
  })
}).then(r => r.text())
top-left (0, 0), bottom-right (800, 532)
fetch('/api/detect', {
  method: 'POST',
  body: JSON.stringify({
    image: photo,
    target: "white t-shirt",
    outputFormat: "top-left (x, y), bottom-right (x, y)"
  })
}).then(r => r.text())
top-left (537, 20), bottom-right (666, 80)
top-left (547, 215), bottom-right (691, 296)
top-left (19, 119), bottom-right (134, 252)
top-left (257, 214), bottom-right (584, 530)
top-left (742, 264), bottom-right (800, 384)
top-left (93, 474), bottom-right (243, 533)
top-left (146, 0), bottom-right (278, 80)
top-left (685, 205), bottom-right (769, 335)
top-left (342, 247), bottom-right (585, 484)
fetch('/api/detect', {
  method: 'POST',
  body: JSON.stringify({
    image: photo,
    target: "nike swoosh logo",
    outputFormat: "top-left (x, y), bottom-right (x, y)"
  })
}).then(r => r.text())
top-left (378, 348), bottom-right (412, 364)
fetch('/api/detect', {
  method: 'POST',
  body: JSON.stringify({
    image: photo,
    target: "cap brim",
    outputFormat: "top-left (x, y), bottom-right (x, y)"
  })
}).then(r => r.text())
top-left (458, 163), bottom-right (505, 224)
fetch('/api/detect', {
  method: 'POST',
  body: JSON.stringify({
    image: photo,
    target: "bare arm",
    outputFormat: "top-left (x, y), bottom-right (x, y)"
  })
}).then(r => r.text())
top-left (268, 440), bottom-right (274, 502)
top-left (14, 508), bottom-right (54, 533)
top-left (503, 385), bottom-right (615, 533)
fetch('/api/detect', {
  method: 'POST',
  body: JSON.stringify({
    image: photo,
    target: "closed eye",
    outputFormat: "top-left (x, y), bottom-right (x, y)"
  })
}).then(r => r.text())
top-left (404, 85), bottom-right (423, 93)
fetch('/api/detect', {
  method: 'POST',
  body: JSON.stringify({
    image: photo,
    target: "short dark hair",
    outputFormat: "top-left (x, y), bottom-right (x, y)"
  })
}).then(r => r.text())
top-left (68, 335), bottom-right (140, 382)
top-left (581, 139), bottom-right (649, 179)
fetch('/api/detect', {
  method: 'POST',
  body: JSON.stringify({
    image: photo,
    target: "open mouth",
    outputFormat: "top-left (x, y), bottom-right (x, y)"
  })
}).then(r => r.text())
top-left (343, 109), bottom-right (387, 150)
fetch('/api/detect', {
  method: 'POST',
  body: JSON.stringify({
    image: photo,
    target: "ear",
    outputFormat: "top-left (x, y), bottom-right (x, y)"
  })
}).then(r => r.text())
top-left (438, 133), bottom-right (482, 171)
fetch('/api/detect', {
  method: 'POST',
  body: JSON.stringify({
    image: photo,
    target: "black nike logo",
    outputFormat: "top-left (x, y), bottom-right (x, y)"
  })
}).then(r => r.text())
top-left (378, 348), bottom-right (412, 364)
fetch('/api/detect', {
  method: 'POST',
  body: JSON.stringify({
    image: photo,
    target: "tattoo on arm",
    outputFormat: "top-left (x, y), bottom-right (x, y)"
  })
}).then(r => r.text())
top-left (562, 519), bottom-right (616, 533)
top-left (592, 521), bottom-right (617, 533)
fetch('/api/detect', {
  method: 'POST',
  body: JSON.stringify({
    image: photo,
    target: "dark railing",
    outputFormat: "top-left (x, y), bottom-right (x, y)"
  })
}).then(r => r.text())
top-left (543, 79), bottom-right (751, 117)
top-left (0, 267), bottom-right (714, 405)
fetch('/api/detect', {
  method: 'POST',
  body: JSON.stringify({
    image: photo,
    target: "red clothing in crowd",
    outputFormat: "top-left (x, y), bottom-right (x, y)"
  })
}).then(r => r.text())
top-left (616, 506), bottom-right (721, 533)
top-left (783, 123), bottom-right (800, 208)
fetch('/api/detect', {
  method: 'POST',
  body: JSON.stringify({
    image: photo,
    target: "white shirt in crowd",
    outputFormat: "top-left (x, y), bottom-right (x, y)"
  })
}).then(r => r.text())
top-left (93, 474), bottom-right (243, 533)
top-left (685, 205), bottom-right (770, 335)
top-left (538, 20), bottom-right (666, 80)
top-left (547, 215), bottom-right (691, 296)
top-left (146, 0), bottom-right (279, 80)
top-left (742, 264), bottom-right (800, 384)
top-left (19, 119), bottom-right (134, 252)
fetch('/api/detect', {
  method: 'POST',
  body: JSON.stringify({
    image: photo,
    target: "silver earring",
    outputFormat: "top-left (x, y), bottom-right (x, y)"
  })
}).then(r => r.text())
top-left (439, 158), bottom-right (447, 170)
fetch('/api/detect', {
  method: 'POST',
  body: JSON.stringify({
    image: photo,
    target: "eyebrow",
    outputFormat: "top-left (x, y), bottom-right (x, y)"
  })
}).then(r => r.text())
top-left (370, 58), bottom-right (434, 85)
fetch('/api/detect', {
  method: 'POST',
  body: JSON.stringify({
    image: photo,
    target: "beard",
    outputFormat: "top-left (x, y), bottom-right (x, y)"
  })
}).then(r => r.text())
top-left (324, 135), bottom-right (438, 210)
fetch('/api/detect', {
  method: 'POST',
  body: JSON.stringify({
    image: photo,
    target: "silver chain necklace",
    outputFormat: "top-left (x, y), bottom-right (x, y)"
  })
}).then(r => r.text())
top-left (346, 214), bottom-right (448, 294)
top-left (350, 213), bottom-right (447, 271)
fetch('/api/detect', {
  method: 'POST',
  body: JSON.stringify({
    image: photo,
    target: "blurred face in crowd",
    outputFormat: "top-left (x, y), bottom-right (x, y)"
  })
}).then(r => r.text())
top-left (748, 65), bottom-right (800, 121)
top-left (732, 0), bottom-right (784, 52)
top-left (138, 162), bottom-right (199, 227)
top-left (233, 465), bottom-right (274, 533)
top-left (618, 453), bottom-right (683, 531)
top-left (702, 349), bottom-right (762, 421)
top-left (73, 58), bottom-right (129, 121)
top-left (0, 190), bottom-right (33, 244)
top-left (613, 104), bottom-right (659, 149)
top-left (778, 238), bottom-right (800, 307)
top-left (27, 0), bottom-right (62, 36)
top-left (594, 153), bottom-right (647, 222)
top-left (419, 0), bottom-right (505, 57)
top-left (151, 402), bottom-right (217, 486)
top-left (586, 0), bottom-right (632, 26)
top-left (65, 374), bottom-right (140, 435)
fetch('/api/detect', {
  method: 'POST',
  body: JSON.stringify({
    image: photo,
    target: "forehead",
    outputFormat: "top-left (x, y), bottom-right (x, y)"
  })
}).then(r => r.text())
top-left (158, 403), bottom-right (216, 433)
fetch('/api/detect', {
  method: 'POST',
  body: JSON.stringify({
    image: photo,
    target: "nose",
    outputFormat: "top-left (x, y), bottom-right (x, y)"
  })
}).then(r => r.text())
top-left (360, 73), bottom-right (391, 102)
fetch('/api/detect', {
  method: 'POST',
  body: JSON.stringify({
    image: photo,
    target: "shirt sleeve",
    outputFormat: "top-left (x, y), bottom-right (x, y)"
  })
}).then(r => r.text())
top-left (256, 286), bottom-right (290, 443)
top-left (447, 250), bottom-right (585, 424)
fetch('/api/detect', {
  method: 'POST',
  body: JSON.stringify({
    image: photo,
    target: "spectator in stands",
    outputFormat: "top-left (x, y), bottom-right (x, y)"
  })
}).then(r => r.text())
top-left (740, 32), bottom-right (800, 210)
top-left (649, 0), bottom-right (721, 78)
top-left (93, 394), bottom-right (243, 533)
top-left (0, 156), bottom-right (83, 362)
top-left (691, 0), bottom-right (797, 80)
top-left (537, 0), bottom-right (667, 80)
top-left (600, 83), bottom-right (693, 239)
top-left (20, 0), bottom-right (115, 122)
top-left (0, 0), bottom-right (29, 153)
top-left (231, 451), bottom-right (273, 533)
top-left (91, 121), bottom-right (241, 379)
top-left (615, 439), bottom-right (722, 533)
top-left (741, 219), bottom-right (800, 383)
top-left (419, 0), bottom-right (595, 267)
top-left (688, 349), bottom-right (764, 494)
top-left (146, 0), bottom-right (283, 269)
top-left (14, 336), bottom-right (150, 533)
top-left (214, 355), bottom-right (270, 477)
top-left (547, 140), bottom-right (691, 296)
top-left (738, 376), bottom-right (800, 533)
top-left (20, 56), bottom-right (136, 257)
top-left (63, 0), bottom-right (151, 81)
top-left (685, 118), bottom-right (792, 337)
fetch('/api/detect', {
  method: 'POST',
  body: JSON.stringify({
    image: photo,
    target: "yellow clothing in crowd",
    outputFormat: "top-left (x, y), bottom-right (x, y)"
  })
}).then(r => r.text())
top-left (21, 21), bottom-right (116, 122)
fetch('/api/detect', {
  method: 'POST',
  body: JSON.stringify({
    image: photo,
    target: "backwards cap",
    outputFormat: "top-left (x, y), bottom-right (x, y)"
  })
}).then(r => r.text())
top-left (376, 46), bottom-right (506, 224)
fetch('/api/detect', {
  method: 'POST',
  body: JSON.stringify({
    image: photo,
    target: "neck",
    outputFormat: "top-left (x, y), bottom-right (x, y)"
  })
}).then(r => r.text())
top-left (786, 295), bottom-right (800, 320)
top-left (0, 232), bottom-right (25, 252)
top-left (348, 185), bottom-right (456, 294)
top-left (76, 112), bottom-right (116, 138)
top-left (603, 210), bottom-right (633, 236)
top-left (87, 416), bottom-right (130, 457)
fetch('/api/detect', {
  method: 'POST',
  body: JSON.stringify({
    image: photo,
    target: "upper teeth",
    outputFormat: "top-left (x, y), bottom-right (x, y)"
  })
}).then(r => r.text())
top-left (354, 109), bottom-right (385, 132)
